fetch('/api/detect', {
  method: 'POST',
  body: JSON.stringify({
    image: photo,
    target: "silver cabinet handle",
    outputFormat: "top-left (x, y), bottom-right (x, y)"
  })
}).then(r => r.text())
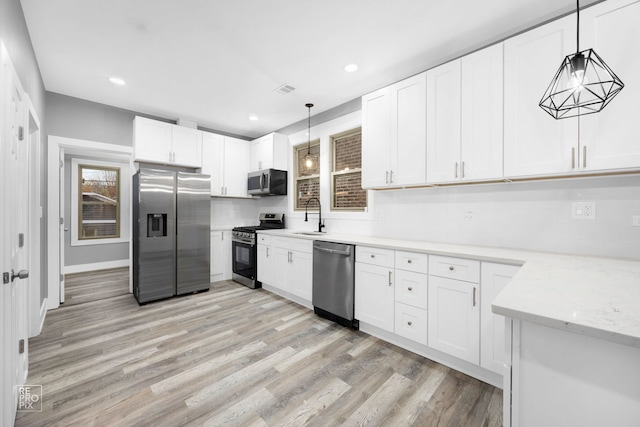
top-left (473, 287), bottom-right (477, 307)
top-left (370, 254), bottom-right (375, 258)
top-left (407, 321), bottom-right (412, 326)
top-left (390, 170), bottom-right (394, 183)
top-left (462, 161), bottom-right (465, 178)
top-left (455, 162), bottom-right (459, 178)
top-left (266, 247), bottom-right (269, 258)
top-left (385, 171), bottom-right (389, 184)
top-left (407, 259), bottom-right (412, 264)
top-left (388, 271), bottom-right (392, 287)
top-left (449, 265), bottom-right (454, 271)
top-left (583, 146), bottom-right (587, 168)
top-left (572, 147), bottom-right (576, 169)
top-left (408, 287), bottom-right (413, 291)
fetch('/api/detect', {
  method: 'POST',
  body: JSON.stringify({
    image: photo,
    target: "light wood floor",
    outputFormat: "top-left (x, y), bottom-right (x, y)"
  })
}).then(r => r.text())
top-left (17, 279), bottom-right (502, 426)
top-left (63, 267), bottom-right (129, 307)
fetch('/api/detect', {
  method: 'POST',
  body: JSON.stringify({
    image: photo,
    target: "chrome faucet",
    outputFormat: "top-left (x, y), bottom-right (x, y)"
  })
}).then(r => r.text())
top-left (304, 197), bottom-right (325, 233)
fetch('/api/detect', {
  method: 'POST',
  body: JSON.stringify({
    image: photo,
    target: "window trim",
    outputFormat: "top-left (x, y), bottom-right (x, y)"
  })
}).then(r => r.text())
top-left (77, 164), bottom-right (121, 240)
top-left (293, 140), bottom-right (321, 211)
top-left (70, 158), bottom-right (130, 247)
top-left (330, 127), bottom-right (366, 212)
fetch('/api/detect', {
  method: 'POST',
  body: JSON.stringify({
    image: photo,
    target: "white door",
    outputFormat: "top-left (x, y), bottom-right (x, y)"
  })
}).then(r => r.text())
top-left (361, 87), bottom-right (391, 188)
top-left (59, 149), bottom-right (66, 303)
top-left (1, 42), bottom-right (30, 427)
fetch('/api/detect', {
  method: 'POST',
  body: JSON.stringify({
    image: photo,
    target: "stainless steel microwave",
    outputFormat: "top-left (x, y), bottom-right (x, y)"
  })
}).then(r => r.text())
top-left (247, 169), bottom-right (287, 196)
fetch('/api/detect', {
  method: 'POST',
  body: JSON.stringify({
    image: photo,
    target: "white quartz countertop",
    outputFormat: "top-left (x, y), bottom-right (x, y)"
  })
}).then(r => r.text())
top-left (258, 229), bottom-right (640, 348)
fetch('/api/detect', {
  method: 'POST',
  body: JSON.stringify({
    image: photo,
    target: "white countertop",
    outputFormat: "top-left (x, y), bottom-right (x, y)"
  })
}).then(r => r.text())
top-left (258, 229), bottom-right (640, 348)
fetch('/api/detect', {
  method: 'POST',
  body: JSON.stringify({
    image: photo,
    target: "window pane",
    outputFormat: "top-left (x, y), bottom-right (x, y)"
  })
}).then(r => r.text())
top-left (80, 166), bottom-right (120, 239)
top-left (296, 177), bottom-right (320, 210)
top-left (334, 132), bottom-right (362, 172)
top-left (333, 173), bottom-right (367, 210)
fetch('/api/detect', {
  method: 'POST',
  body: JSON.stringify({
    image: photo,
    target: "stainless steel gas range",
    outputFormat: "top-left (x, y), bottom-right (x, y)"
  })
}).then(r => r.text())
top-left (231, 213), bottom-right (285, 289)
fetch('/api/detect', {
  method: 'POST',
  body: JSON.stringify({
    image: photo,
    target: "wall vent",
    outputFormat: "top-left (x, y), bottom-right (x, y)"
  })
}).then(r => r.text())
top-left (274, 84), bottom-right (296, 94)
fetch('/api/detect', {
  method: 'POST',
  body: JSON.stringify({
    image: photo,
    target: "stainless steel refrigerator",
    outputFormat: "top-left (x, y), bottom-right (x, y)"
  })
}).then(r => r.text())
top-left (133, 168), bottom-right (211, 303)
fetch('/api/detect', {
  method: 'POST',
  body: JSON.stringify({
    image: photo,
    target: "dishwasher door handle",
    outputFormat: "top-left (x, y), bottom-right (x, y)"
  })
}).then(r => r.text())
top-left (314, 246), bottom-right (352, 256)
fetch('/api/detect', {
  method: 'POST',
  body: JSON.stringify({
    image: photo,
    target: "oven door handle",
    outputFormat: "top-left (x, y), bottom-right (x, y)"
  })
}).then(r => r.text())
top-left (314, 247), bottom-right (351, 256)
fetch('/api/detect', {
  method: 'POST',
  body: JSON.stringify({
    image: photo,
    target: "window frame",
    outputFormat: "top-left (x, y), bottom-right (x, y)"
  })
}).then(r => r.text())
top-left (78, 164), bottom-right (121, 240)
top-left (70, 158), bottom-right (130, 247)
top-left (330, 127), bottom-right (366, 212)
top-left (293, 139), bottom-right (321, 212)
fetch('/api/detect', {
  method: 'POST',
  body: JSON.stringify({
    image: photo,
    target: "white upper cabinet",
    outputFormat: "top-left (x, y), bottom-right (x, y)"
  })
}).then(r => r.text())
top-left (362, 72), bottom-right (427, 188)
top-left (460, 44), bottom-right (504, 181)
top-left (503, 15), bottom-right (579, 178)
top-left (362, 86), bottom-right (392, 189)
top-left (201, 131), bottom-right (249, 197)
top-left (578, 0), bottom-right (640, 172)
top-left (133, 116), bottom-right (202, 168)
top-left (250, 132), bottom-right (289, 171)
top-left (427, 59), bottom-right (462, 183)
top-left (427, 44), bottom-right (503, 184)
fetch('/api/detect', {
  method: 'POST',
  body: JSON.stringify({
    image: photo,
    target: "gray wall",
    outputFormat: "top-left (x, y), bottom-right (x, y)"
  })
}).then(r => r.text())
top-left (2, 0), bottom-right (47, 301)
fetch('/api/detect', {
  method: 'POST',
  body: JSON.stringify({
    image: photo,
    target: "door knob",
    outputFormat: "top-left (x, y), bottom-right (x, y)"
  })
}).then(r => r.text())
top-left (11, 269), bottom-right (29, 282)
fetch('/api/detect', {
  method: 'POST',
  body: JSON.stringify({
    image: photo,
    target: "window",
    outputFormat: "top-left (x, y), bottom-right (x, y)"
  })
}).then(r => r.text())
top-left (78, 165), bottom-right (120, 240)
top-left (331, 128), bottom-right (367, 211)
top-left (294, 141), bottom-right (320, 211)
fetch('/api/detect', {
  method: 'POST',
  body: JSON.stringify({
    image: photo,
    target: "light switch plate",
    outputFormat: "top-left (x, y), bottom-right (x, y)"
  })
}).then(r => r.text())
top-left (572, 202), bottom-right (596, 220)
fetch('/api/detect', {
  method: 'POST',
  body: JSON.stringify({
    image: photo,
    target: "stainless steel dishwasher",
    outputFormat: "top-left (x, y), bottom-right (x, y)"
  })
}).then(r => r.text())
top-left (312, 240), bottom-right (358, 329)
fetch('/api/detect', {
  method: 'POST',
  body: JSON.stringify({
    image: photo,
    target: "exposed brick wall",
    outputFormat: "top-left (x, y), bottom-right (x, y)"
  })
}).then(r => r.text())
top-left (296, 178), bottom-right (320, 210)
top-left (332, 131), bottom-right (366, 210)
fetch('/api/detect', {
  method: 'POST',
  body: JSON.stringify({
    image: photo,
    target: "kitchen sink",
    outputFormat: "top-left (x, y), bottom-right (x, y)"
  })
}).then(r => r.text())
top-left (293, 231), bottom-right (328, 236)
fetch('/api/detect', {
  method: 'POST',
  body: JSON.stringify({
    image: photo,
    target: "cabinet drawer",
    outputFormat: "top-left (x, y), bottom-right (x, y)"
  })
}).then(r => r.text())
top-left (257, 234), bottom-right (271, 245)
top-left (429, 255), bottom-right (480, 283)
top-left (394, 270), bottom-right (428, 309)
top-left (395, 251), bottom-right (428, 273)
top-left (394, 302), bottom-right (428, 345)
top-left (356, 246), bottom-right (395, 268)
top-left (290, 237), bottom-right (313, 254)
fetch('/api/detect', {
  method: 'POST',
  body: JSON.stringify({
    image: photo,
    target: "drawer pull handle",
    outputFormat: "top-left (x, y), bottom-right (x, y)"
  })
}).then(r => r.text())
top-left (407, 259), bottom-right (412, 264)
top-left (408, 287), bottom-right (413, 291)
top-left (371, 254), bottom-right (375, 258)
top-left (407, 321), bottom-right (412, 326)
top-left (449, 266), bottom-right (454, 271)
top-left (473, 287), bottom-right (477, 307)
top-left (388, 271), bottom-right (392, 287)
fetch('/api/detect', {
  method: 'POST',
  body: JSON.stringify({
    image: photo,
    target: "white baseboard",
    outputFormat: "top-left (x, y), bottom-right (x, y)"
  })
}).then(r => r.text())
top-left (64, 259), bottom-right (129, 274)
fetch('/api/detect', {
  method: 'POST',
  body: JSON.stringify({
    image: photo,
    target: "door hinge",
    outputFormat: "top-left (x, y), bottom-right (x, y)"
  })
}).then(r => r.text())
top-left (60, 217), bottom-right (64, 225)
top-left (18, 126), bottom-right (24, 141)
top-left (19, 339), bottom-right (25, 354)
top-left (60, 274), bottom-right (64, 282)
top-left (3, 272), bottom-right (9, 284)
top-left (59, 160), bottom-right (64, 168)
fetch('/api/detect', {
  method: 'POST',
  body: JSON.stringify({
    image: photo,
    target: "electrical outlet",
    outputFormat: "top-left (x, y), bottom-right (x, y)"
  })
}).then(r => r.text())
top-left (572, 201), bottom-right (596, 220)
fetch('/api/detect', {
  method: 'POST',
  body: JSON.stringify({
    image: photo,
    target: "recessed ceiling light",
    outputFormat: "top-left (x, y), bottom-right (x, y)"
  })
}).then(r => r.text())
top-left (249, 115), bottom-right (258, 121)
top-left (344, 64), bottom-right (358, 73)
top-left (109, 77), bottom-right (126, 86)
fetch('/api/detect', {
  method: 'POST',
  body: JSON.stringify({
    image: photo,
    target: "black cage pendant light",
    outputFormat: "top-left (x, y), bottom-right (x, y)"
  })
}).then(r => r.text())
top-left (302, 103), bottom-right (318, 173)
top-left (539, 0), bottom-right (624, 119)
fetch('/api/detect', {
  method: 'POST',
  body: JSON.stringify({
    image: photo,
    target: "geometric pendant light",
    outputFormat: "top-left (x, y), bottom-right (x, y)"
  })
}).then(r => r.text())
top-left (302, 103), bottom-right (318, 173)
top-left (539, 0), bottom-right (624, 119)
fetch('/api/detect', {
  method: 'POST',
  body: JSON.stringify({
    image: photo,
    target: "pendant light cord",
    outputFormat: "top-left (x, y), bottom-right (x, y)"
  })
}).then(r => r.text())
top-left (576, 0), bottom-right (580, 52)
top-left (306, 103), bottom-right (313, 154)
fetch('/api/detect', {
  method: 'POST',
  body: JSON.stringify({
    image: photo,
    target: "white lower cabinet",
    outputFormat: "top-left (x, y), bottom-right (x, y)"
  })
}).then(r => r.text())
top-left (428, 255), bottom-right (480, 364)
top-left (265, 236), bottom-right (313, 302)
top-left (210, 230), bottom-right (231, 283)
top-left (256, 234), bottom-right (272, 286)
top-left (355, 246), bottom-right (395, 332)
top-left (480, 262), bottom-right (521, 374)
top-left (355, 262), bottom-right (394, 332)
top-left (394, 302), bottom-right (428, 345)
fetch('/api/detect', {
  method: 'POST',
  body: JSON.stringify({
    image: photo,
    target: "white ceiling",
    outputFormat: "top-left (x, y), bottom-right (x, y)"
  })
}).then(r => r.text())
top-left (20, 0), bottom-right (598, 139)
